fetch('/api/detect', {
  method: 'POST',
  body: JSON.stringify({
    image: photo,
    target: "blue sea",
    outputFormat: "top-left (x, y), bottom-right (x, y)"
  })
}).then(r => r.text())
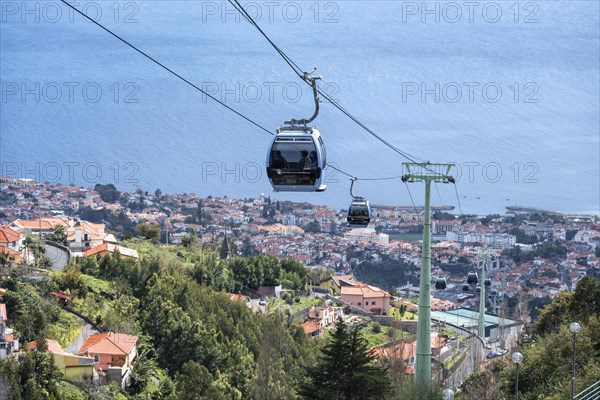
top-left (1, 1), bottom-right (598, 215)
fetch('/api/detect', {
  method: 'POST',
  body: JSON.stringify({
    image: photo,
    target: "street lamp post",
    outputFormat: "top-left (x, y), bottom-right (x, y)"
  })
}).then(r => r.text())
top-left (442, 389), bottom-right (455, 400)
top-left (570, 322), bottom-right (581, 400)
top-left (512, 352), bottom-right (524, 400)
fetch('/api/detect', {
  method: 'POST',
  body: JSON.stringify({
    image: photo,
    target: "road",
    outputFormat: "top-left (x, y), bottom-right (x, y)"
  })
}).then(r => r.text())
top-left (247, 298), bottom-right (267, 314)
top-left (557, 262), bottom-right (573, 289)
top-left (66, 316), bottom-right (100, 354)
top-left (45, 243), bottom-right (69, 270)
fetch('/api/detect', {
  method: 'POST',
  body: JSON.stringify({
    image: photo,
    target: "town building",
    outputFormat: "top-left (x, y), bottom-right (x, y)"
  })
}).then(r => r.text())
top-left (320, 274), bottom-right (359, 295)
top-left (0, 303), bottom-right (20, 359)
top-left (345, 227), bottom-right (389, 244)
top-left (340, 284), bottom-right (391, 316)
top-left (79, 332), bottom-right (139, 388)
top-left (29, 339), bottom-right (95, 382)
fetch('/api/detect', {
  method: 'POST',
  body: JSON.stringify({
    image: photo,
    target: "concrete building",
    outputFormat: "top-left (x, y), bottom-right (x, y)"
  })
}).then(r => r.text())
top-left (345, 227), bottom-right (389, 244)
top-left (340, 284), bottom-right (391, 316)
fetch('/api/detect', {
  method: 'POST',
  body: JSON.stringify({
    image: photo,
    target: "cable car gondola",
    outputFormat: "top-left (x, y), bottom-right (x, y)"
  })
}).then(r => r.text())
top-left (462, 284), bottom-right (470, 292)
top-left (435, 277), bottom-right (447, 290)
top-left (467, 272), bottom-right (479, 285)
top-left (266, 73), bottom-right (326, 192)
top-left (484, 278), bottom-right (492, 287)
top-left (346, 178), bottom-right (372, 227)
top-left (476, 285), bottom-right (481, 293)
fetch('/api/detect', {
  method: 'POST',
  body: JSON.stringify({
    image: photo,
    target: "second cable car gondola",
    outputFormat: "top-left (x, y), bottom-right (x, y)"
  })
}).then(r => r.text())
top-left (484, 278), bottom-right (492, 287)
top-left (467, 272), bottom-right (479, 285)
top-left (435, 277), bottom-right (447, 290)
top-left (462, 284), bottom-right (470, 292)
top-left (347, 198), bottom-right (372, 227)
top-left (266, 73), bottom-right (327, 192)
top-left (346, 178), bottom-right (372, 227)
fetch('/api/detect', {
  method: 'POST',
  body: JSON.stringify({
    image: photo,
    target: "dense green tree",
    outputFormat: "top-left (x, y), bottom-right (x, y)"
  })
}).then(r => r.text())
top-left (175, 360), bottom-right (214, 400)
top-left (501, 322), bottom-right (597, 400)
top-left (240, 237), bottom-right (258, 257)
top-left (432, 211), bottom-right (455, 221)
top-left (94, 183), bottom-right (121, 203)
top-left (461, 276), bottom-right (600, 400)
top-left (220, 236), bottom-right (232, 259)
top-left (0, 348), bottom-right (62, 400)
top-left (302, 220), bottom-right (321, 233)
top-left (78, 256), bottom-right (99, 276)
top-left (47, 225), bottom-right (67, 246)
top-left (1, 282), bottom-right (56, 342)
top-left (181, 228), bottom-right (198, 248)
top-left (248, 316), bottom-right (300, 400)
top-left (52, 264), bottom-right (87, 297)
top-left (460, 366), bottom-right (503, 400)
top-left (569, 275), bottom-right (600, 323)
top-left (536, 276), bottom-right (600, 336)
top-left (127, 339), bottom-right (177, 400)
top-left (0, 252), bottom-right (8, 267)
top-left (300, 319), bottom-right (393, 400)
top-left (136, 223), bottom-right (161, 244)
top-left (280, 258), bottom-right (308, 290)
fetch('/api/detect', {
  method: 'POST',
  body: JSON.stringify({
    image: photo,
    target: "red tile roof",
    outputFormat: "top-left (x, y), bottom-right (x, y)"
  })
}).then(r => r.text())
top-left (341, 284), bottom-right (390, 298)
top-left (0, 226), bottom-right (20, 243)
top-left (331, 274), bottom-right (358, 287)
top-left (82, 243), bottom-right (139, 259)
top-left (301, 319), bottom-right (322, 335)
top-left (83, 243), bottom-right (108, 257)
top-left (79, 332), bottom-right (138, 356)
top-left (228, 294), bottom-right (248, 302)
top-left (28, 339), bottom-right (64, 354)
top-left (51, 291), bottom-right (74, 299)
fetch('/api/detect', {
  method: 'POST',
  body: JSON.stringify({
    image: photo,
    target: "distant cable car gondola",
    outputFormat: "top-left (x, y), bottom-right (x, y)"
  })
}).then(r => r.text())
top-left (435, 278), bottom-right (447, 290)
top-left (484, 278), bottom-right (492, 287)
top-left (462, 284), bottom-right (470, 292)
top-left (467, 272), bottom-right (479, 285)
top-left (266, 72), bottom-right (326, 192)
top-left (346, 178), bottom-right (372, 227)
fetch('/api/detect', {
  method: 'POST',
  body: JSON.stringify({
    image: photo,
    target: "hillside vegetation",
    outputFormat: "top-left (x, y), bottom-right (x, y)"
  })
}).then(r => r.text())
top-left (2, 240), bottom-right (599, 400)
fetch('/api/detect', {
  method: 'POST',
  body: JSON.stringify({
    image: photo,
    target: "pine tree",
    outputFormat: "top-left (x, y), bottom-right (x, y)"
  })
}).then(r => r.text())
top-left (300, 319), bottom-right (393, 400)
top-left (220, 235), bottom-right (231, 259)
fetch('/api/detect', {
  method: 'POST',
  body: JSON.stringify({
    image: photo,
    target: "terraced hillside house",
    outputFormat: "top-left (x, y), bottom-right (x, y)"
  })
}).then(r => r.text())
top-left (340, 284), bottom-right (391, 316)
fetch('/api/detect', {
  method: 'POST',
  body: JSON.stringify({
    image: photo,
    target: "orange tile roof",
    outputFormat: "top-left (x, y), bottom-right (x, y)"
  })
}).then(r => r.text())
top-left (341, 284), bottom-right (390, 298)
top-left (13, 217), bottom-right (72, 230)
top-left (28, 339), bottom-right (64, 354)
top-left (83, 243), bottom-right (108, 257)
top-left (228, 294), bottom-right (248, 302)
top-left (0, 226), bottom-right (20, 243)
top-left (79, 332), bottom-right (138, 356)
top-left (372, 340), bottom-right (416, 362)
top-left (301, 319), bottom-right (322, 335)
top-left (82, 243), bottom-right (138, 259)
top-left (331, 274), bottom-right (358, 286)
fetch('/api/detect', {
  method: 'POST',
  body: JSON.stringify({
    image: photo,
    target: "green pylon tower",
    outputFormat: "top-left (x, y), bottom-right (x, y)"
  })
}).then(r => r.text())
top-left (402, 162), bottom-right (455, 388)
top-left (478, 251), bottom-right (488, 339)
